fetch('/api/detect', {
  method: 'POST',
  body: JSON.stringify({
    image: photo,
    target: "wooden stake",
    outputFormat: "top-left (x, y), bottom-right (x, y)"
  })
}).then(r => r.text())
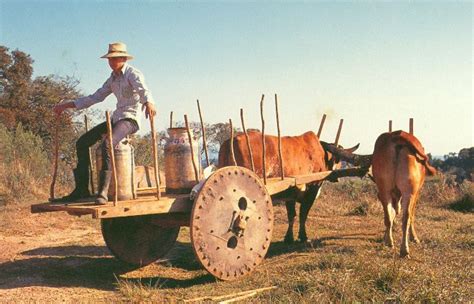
top-left (317, 114), bottom-right (327, 138)
top-left (409, 118), bottom-right (414, 135)
top-left (150, 115), bottom-right (161, 199)
top-left (84, 115), bottom-right (95, 194)
top-left (106, 112), bottom-right (118, 206)
top-left (389, 120), bottom-right (392, 133)
top-left (219, 292), bottom-right (257, 304)
top-left (197, 100), bottom-right (210, 167)
top-left (240, 108), bottom-right (255, 172)
top-left (49, 118), bottom-right (59, 201)
top-left (184, 115), bottom-right (199, 182)
top-left (334, 119), bottom-right (344, 146)
top-left (184, 286), bottom-right (277, 302)
top-left (275, 94), bottom-right (284, 180)
top-left (229, 119), bottom-right (237, 166)
top-left (169, 111), bottom-right (173, 129)
top-left (260, 94), bottom-right (266, 185)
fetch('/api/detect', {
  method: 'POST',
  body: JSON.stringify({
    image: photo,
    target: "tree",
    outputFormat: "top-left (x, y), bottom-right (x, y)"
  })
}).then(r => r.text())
top-left (0, 46), bottom-right (95, 165)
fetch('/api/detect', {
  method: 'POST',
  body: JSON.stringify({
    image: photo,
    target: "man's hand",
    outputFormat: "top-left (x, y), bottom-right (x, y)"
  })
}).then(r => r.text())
top-left (53, 101), bottom-right (75, 116)
top-left (142, 102), bottom-right (156, 119)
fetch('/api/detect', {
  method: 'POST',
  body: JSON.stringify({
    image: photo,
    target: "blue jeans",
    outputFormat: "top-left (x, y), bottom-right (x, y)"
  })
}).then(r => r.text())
top-left (76, 119), bottom-right (138, 172)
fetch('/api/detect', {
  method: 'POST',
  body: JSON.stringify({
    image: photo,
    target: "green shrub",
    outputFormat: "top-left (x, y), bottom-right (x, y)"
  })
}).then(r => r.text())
top-left (0, 123), bottom-right (49, 203)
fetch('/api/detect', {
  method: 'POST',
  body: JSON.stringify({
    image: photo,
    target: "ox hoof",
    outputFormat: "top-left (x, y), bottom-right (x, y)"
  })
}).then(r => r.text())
top-left (400, 250), bottom-right (410, 259)
top-left (284, 235), bottom-right (295, 244)
top-left (410, 236), bottom-right (420, 244)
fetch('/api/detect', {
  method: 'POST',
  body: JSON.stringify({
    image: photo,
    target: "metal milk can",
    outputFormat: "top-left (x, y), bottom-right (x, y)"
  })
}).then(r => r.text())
top-left (164, 127), bottom-right (201, 194)
top-left (96, 139), bottom-right (136, 201)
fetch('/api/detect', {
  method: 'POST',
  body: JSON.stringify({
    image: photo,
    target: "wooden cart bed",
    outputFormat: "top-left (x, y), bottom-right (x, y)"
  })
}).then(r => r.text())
top-left (31, 167), bottom-right (367, 219)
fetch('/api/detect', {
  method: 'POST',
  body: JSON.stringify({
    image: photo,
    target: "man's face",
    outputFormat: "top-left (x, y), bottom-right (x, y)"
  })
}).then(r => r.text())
top-left (108, 57), bottom-right (127, 72)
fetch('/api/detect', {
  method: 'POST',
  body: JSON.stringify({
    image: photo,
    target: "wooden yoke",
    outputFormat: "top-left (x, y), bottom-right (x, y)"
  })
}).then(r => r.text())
top-left (169, 111), bottom-right (174, 129)
top-left (150, 115), bottom-right (161, 200)
top-left (184, 115), bottom-right (199, 183)
top-left (409, 118), bottom-right (414, 135)
top-left (389, 120), bottom-right (392, 133)
top-left (317, 114), bottom-right (327, 139)
top-left (240, 108), bottom-right (255, 172)
top-left (274, 94), bottom-right (284, 180)
top-left (197, 100), bottom-right (210, 167)
top-left (259, 94), bottom-right (266, 185)
top-left (105, 112), bottom-right (118, 206)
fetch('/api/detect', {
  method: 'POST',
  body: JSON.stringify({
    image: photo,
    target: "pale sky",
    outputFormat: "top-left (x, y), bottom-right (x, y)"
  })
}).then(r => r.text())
top-left (1, 1), bottom-right (472, 155)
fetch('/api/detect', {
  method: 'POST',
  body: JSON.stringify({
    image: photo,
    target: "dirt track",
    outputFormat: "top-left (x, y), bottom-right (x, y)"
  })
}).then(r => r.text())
top-left (0, 206), bottom-right (121, 302)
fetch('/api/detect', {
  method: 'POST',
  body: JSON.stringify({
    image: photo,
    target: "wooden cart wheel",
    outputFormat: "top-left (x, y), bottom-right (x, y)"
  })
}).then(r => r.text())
top-left (190, 166), bottom-right (274, 280)
top-left (101, 215), bottom-right (179, 266)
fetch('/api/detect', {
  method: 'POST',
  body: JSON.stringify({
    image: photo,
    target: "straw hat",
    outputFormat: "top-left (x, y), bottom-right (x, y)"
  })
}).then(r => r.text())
top-left (100, 42), bottom-right (134, 59)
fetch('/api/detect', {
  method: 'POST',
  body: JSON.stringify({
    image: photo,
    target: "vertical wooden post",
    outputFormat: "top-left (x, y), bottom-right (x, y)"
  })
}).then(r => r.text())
top-left (275, 94), bottom-right (284, 180)
top-left (169, 111), bottom-right (173, 129)
top-left (389, 120), bottom-right (392, 133)
top-left (84, 115), bottom-right (95, 194)
top-left (409, 118), bottom-right (414, 135)
top-left (240, 108), bottom-right (255, 172)
top-left (184, 115), bottom-right (199, 183)
top-left (317, 114), bottom-right (327, 138)
top-left (197, 100), bottom-right (210, 167)
top-left (150, 115), bottom-right (161, 199)
top-left (105, 112), bottom-right (118, 206)
top-left (260, 94), bottom-right (267, 185)
top-left (49, 119), bottom-right (59, 201)
top-left (334, 119), bottom-right (344, 146)
top-left (229, 119), bottom-right (237, 166)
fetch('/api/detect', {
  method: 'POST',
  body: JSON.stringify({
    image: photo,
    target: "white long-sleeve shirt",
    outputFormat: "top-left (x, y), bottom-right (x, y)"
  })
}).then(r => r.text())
top-left (74, 63), bottom-right (154, 129)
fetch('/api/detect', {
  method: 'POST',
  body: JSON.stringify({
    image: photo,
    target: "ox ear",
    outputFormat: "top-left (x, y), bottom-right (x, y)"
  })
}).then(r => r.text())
top-left (345, 143), bottom-right (360, 153)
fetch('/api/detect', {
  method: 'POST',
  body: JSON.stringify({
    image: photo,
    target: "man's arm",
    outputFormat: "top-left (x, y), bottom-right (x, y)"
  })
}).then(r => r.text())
top-left (53, 101), bottom-right (76, 115)
top-left (74, 78), bottom-right (112, 110)
top-left (128, 69), bottom-right (156, 118)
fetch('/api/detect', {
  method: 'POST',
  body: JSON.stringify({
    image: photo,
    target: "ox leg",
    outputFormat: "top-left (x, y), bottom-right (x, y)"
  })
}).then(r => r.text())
top-left (284, 201), bottom-right (296, 243)
top-left (298, 184), bottom-right (319, 243)
top-left (409, 192), bottom-right (420, 244)
top-left (379, 192), bottom-right (395, 247)
top-left (400, 194), bottom-right (416, 258)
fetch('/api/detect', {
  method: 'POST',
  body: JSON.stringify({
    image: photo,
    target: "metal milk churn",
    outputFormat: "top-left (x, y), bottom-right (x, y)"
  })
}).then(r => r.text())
top-left (95, 139), bottom-right (136, 201)
top-left (164, 127), bottom-right (201, 194)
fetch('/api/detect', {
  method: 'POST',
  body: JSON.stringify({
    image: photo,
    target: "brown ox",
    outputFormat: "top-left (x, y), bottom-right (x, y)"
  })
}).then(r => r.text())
top-left (328, 130), bottom-right (437, 257)
top-left (218, 130), bottom-right (358, 243)
top-left (372, 131), bottom-right (436, 257)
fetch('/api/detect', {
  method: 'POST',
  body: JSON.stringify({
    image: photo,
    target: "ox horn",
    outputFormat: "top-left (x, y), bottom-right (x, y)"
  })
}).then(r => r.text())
top-left (321, 142), bottom-right (373, 168)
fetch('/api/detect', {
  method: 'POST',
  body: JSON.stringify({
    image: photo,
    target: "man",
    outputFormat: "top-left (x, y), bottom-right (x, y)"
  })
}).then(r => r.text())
top-left (53, 42), bottom-right (156, 205)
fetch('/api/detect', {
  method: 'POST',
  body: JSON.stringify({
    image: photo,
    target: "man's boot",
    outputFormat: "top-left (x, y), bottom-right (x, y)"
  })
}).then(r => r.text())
top-left (96, 170), bottom-right (112, 205)
top-left (51, 167), bottom-right (91, 202)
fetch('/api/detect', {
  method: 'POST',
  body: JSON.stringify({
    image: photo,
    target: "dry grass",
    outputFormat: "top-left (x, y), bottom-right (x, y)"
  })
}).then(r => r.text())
top-left (1, 176), bottom-right (472, 303)
top-left (111, 177), bottom-right (473, 303)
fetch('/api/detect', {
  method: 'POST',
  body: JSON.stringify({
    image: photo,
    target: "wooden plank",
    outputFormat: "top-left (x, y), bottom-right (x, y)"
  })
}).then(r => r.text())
top-left (31, 194), bottom-right (194, 219)
top-left (265, 177), bottom-right (296, 195)
top-left (293, 171), bottom-right (333, 185)
top-left (93, 195), bottom-right (193, 219)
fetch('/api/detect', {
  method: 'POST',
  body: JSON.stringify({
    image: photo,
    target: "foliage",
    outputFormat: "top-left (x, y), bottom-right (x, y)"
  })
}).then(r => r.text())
top-left (0, 123), bottom-right (49, 202)
top-left (0, 46), bottom-right (94, 160)
top-left (429, 148), bottom-right (474, 183)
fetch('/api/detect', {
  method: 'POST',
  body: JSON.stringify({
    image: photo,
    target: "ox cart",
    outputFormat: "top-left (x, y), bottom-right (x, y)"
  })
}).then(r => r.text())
top-left (31, 96), bottom-right (368, 281)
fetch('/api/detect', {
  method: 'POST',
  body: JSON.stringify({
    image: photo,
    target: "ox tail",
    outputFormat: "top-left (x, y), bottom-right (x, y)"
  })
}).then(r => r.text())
top-left (391, 132), bottom-right (437, 176)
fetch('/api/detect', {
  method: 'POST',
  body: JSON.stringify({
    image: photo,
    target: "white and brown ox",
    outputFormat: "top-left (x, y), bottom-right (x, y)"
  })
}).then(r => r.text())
top-left (328, 130), bottom-right (437, 257)
top-left (218, 130), bottom-right (359, 243)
